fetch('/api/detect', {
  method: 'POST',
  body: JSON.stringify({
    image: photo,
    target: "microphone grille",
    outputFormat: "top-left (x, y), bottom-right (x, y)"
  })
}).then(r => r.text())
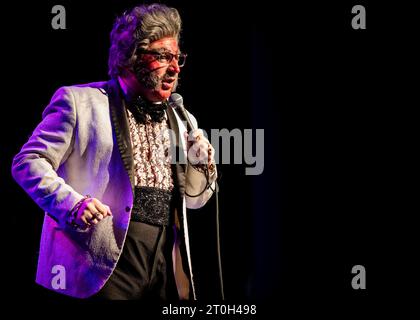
top-left (169, 93), bottom-right (183, 108)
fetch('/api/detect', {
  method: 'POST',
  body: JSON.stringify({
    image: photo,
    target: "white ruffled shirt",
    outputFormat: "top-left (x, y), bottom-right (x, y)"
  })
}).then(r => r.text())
top-left (126, 108), bottom-right (174, 191)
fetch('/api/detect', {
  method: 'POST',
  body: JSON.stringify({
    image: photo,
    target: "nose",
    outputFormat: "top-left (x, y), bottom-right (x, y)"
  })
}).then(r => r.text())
top-left (168, 58), bottom-right (181, 74)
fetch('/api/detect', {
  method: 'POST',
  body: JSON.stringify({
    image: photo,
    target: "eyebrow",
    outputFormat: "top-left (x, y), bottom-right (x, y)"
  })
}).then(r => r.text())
top-left (148, 48), bottom-right (180, 54)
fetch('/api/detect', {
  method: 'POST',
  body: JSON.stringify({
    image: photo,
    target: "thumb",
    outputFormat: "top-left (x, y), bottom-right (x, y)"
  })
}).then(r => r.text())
top-left (104, 205), bottom-right (112, 216)
top-left (184, 130), bottom-right (193, 149)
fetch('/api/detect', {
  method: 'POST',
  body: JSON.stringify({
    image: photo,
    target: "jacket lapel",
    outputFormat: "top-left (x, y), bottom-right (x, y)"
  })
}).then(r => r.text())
top-left (166, 104), bottom-right (194, 298)
top-left (166, 104), bottom-right (186, 197)
top-left (107, 79), bottom-right (135, 190)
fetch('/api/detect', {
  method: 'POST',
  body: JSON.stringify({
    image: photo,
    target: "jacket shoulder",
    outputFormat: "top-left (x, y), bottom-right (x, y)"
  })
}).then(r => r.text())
top-left (45, 81), bottom-right (110, 119)
top-left (60, 81), bottom-right (109, 97)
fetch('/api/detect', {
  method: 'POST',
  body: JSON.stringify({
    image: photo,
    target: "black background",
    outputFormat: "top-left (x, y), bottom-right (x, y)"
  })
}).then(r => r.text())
top-left (0, 0), bottom-right (416, 316)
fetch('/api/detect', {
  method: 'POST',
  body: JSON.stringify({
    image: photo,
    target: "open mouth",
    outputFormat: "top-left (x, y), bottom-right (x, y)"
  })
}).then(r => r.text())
top-left (163, 77), bottom-right (176, 84)
top-left (161, 77), bottom-right (176, 90)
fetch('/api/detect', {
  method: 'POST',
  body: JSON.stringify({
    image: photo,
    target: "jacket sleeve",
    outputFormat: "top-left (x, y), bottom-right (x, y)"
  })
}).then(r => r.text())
top-left (184, 112), bottom-right (217, 209)
top-left (11, 86), bottom-right (84, 227)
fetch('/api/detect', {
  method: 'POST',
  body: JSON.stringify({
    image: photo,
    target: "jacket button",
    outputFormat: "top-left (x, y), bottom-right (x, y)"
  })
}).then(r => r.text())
top-left (125, 206), bottom-right (131, 212)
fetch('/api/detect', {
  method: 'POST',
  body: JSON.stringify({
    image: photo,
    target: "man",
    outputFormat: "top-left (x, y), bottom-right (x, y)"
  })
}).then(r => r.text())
top-left (12, 3), bottom-right (216, 300)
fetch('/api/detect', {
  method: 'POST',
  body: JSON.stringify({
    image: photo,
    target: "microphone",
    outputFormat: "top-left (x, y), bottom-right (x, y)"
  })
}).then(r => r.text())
top-left (168, 93), bottom-right (195, 131)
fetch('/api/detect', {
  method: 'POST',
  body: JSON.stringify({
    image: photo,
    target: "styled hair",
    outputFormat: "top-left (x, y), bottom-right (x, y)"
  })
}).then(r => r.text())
top-left (108, 3), bottom-right (182, 78)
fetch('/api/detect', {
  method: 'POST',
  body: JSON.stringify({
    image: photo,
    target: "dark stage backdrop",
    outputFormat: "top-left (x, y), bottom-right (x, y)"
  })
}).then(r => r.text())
top-left (1, 0), bottom-right (415, 316)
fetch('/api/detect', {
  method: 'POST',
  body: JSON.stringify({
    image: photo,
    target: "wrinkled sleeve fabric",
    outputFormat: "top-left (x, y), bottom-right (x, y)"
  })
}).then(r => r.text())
top-left (11, 87), bottom-right (84, 227)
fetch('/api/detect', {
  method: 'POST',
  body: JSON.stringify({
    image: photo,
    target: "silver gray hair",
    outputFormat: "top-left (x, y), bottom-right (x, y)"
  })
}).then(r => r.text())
top-left (108, 3), bottom-right (182, 78)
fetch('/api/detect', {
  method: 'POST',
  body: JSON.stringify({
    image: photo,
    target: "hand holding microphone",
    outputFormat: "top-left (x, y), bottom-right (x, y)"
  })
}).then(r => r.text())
top-left (169, 93), bottom-right (215, 171)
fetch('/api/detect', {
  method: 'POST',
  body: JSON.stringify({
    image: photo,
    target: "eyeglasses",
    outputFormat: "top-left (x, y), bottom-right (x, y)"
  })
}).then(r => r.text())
top-left (138, 49), bottom-right (187, 67)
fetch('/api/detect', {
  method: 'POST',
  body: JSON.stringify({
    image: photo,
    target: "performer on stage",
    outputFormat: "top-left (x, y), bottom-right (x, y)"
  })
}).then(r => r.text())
top-left (12, 3), bottom-right (217, 300)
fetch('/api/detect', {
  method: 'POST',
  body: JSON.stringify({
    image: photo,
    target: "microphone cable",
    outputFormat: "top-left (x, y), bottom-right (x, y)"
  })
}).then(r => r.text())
top-left (214, 179), bottom-right (225, 300)
top-left (169, 95), bottom-right (225, 300)
top-left (184, 162), bottom-right (225, 301)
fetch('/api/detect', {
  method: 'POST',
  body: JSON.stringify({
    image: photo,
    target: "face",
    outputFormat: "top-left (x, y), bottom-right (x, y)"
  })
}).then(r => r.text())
top-left (132, 37), bottom-right (182, 102)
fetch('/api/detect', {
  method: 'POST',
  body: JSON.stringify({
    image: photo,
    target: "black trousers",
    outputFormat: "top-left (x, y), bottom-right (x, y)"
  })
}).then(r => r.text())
top-left (92, 221), bottom-right (179, 300)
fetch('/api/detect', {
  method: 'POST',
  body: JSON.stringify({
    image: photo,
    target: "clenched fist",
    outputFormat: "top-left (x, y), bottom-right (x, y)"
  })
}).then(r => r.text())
top-left (74, 197), bottom-right (112, 228)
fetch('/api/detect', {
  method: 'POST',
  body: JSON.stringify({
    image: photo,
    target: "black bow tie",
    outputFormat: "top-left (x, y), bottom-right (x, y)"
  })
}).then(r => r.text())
top-left (126, 96), bottom-right (167, 124)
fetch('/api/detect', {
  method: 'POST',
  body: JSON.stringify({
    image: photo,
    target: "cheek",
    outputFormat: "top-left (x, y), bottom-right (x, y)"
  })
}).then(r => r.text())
top-left (138, 57), bottom-right (161, 72)
top-left (146, 64), bottom-right (168, 78)
top-left (142, 56), bottom-right (165, 69)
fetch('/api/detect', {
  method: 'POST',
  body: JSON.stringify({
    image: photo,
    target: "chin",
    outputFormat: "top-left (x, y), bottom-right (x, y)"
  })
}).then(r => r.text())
top-left (154, 89), bottom-right (172, 101)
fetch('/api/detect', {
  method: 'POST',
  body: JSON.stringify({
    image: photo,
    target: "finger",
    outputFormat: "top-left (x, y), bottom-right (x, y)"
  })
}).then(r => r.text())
top-left (208, 144), bottom-right (215, 163)
top-left (186, 129), bottom-right (202, 143)
top-left (83, 211), bottom-right (94, 221)
top-left (92, 199), bottom-right (108, 218)
top-left (86, 201), bottom-right (98, 214)
top-left (85, 205), bottom-right (103, 221)
top-left (184, 131), bottom-right (193, 150)
top-left (92, 212), bottom-right (104, 221)
top-left (198, 142), bottom-right (208, 156)
top-left (89, 218), bottom-right (99, 225)
top-left (81, 216), bottom-right (91, 227)
top-left (190, 140), bottom-right (206, 152)
top-left (198, 134), bottom-right (210, 145)
top-left (104, 205), bottom-right (113, 216)
top-left (196, 140), bottom-right (209, 150)
top-left (196, 142), bottom-right (210, 161)
top-left (188, 144), bottom-right (201, 165)
top-left (201, 152), bottom-right (211, 164)
top-left (190, 129), bottom-right (203, 141)
top-left (196, 149), bottom-right (209, 164)
top-left (84, 211), bottom-right (99, 225)
top-left (208, 143), bottom-right (214, 154)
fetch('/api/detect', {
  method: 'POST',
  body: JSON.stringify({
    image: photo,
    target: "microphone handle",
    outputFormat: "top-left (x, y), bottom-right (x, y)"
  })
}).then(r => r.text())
top-left (177, 106), bottom-right (195, 132)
